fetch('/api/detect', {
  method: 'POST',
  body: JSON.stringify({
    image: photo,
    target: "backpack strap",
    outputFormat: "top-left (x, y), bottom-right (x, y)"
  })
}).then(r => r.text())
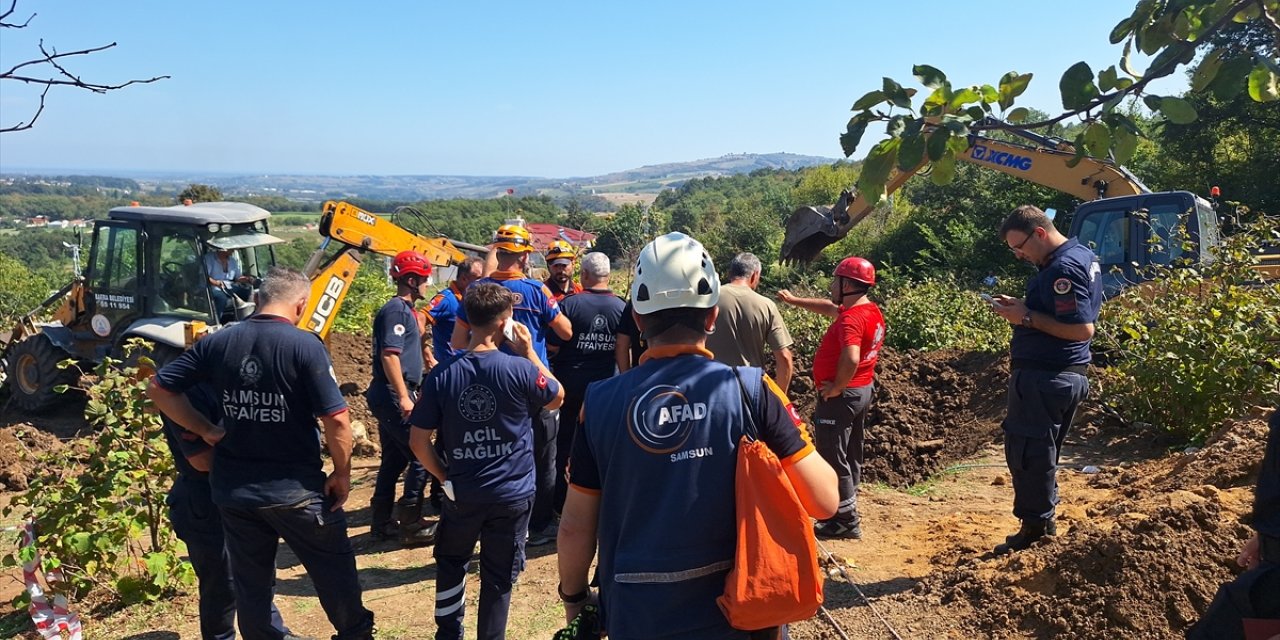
top-left (733, 366), bottom-right (763, 442)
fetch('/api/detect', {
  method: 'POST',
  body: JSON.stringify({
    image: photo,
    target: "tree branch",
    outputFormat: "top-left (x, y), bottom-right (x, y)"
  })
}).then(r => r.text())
top-left (1258, 0), bottom-right (1280, 38)
top-left (0, 83), bottom-right (49, 133)
top-left (0, 0), bottom-right (34, 28)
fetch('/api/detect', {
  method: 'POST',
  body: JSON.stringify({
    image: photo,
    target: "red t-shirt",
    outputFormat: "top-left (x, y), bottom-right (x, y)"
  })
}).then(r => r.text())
top-left (812, 302), bottom-right (885, 388)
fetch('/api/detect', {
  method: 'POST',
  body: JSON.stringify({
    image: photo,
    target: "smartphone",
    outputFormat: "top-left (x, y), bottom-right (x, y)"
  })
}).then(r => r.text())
top-left (979, 293), bottom-right (997, 306)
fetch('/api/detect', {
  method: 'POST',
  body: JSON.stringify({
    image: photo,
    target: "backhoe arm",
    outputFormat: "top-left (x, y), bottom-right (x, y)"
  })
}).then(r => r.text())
top-left (780, 126), bottom-right (1150, 262)
top-left (298, 201), bottom-right (488, 339)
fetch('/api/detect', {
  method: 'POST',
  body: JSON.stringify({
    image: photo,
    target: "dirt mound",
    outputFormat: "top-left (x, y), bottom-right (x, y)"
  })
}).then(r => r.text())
top-left (862, 349), bottom-right (1007, 487)
top-left (0, 425), bottom-right (65, 491)
top-left (911, 414), bottom-right (1269, 639)
top-left (326, 332), bottom-right (379, 451)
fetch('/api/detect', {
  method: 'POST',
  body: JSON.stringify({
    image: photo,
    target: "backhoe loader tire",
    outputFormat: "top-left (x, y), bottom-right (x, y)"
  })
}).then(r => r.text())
top-left (6, 334), bottom-right (79, 412)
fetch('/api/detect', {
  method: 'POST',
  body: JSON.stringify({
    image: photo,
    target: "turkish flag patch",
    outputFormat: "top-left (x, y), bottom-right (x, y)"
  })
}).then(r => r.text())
top-left (536, 373), bottom-right (548, 389)
top-left (786, 403), bottom-right (803, 426)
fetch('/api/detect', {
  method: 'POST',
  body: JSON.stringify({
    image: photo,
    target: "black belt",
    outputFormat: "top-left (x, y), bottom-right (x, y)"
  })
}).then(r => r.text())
top-left (1262, 533), bottom-right (1280, 564)
top-left (1011, 359), bottom-right (1088, 376)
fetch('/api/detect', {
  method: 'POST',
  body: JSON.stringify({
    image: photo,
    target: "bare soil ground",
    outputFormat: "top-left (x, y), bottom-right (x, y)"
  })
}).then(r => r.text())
top-left (0, 334), bottom-right (1267, 639)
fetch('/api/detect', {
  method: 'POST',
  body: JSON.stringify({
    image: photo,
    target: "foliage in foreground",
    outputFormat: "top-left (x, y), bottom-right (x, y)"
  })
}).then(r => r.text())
top-left (2, 342), bottom-right (192, 608)
top-left (1095, 216), bottom-right (1280, 442)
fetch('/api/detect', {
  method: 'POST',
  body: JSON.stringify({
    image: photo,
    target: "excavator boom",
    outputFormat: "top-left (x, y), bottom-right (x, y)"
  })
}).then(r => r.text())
top-left (780, 124), bottom-right (1149, 262)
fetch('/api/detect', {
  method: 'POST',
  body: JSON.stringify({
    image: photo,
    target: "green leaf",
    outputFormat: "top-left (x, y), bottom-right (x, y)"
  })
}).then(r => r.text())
top-left (1084, 122), bottom-right (1112, 157)
top-left (1248, 64), bottom-right (1280, 102)
top-left (68, 532), bottom-right (92, 554)
top-left (921, 84), bottom-right (951, 116)
top-left (852, 90), bottom-right (886, 111)
top-left (1065, 133), bottom-right (1089, 168)
top-left (912, 64), bottom-right (947, 89)
top-left (930, 152), bottom-right (957, 185)
top-left (1006, 106), bottom-right (1031, 123)
top-left (882, 77), bottom-right (912, 109)
top-left (1144, 43), bottom-right (1197, 81)
top-left (855, 138), bottom-right (901, 204)
top-left (947, 87), bottom-right (981, 111)
top-left (926, 128), bottom-right (951, 162)
top-left (1099, 65), bottom-right (1121, 92)
top-left (897, 133), bottom-right (926, 171)
top-left (997, 72), bottom-right (1033, 110)
top-left (1110, 16), bottom-right (1136, 44)
top-left (887, 115), bottom-right (908, 137)
top-left (1143, 94), bottom-right (1164, 111)
top-left (1191, 49), bottom-right (1225, 92)
top-left (1059, 62), bottom-right (1100, 110)
top-left (1160, 96), bottom-right (1198, 124)
top-left (839, 115), bottom-right (871, 157)
top-left (1209, 55), bottom-right (1256, 100)
top-left (979, 84), bottom-right (999, 104)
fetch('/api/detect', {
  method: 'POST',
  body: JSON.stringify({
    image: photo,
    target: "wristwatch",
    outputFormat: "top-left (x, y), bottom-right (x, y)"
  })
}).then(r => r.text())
top-left (1021, 312), bottom-right (1033, 328)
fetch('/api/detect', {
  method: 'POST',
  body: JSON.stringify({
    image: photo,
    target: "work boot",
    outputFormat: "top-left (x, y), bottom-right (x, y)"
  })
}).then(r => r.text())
top-left (993, 518), bottom-right (1056, 555)
top-left (814, 520), bottom-right (862, 540)
top-left (397, 498), bottom-right (436, 547)
top-left (369, 498), bottom-right (398, 542)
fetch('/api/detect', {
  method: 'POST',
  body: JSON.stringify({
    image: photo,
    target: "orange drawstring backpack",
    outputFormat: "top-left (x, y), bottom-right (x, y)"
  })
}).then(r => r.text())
top-left (717, 369), bottom-right (824, 630)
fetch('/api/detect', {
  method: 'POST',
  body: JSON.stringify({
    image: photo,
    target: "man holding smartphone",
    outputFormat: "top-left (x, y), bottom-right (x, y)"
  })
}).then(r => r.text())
top-left (988, 205), bottom-right (1102, 555)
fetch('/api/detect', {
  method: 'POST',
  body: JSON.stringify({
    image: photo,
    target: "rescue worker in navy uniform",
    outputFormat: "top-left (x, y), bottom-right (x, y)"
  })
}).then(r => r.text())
top-left (409, 283), bottom-right (564, 640)
top-left (1187, 408), bottom-right (1280, 638)
top-left (149, 266), bottom-right (375, 640)
top-left (557, 232), bottom-right (839, 639)
top-left (160, 384), bottom-right (291, 640)
top-left (451, 224), bottom-right (573, 547)
top-left (367, 250), bottom-right (436, 547)
top-left (989, 205), bottom-right (1101, 554)
top-left (547, 251), bottom-right (624, 515)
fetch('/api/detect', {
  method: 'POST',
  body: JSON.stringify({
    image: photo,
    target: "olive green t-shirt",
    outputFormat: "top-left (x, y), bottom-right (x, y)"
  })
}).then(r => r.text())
top-left (705, 283), bottom-right (793, 367)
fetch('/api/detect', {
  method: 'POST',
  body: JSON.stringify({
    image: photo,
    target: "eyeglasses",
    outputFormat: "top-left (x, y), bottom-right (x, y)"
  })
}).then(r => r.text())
top-left (1009, 231), bottom-right (1035, 253)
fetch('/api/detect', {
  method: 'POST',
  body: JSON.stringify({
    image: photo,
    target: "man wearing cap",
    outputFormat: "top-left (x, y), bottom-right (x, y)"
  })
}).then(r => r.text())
top-left (452, 224), bottom-right (573, 547)
top-left (547, 252), bottom-right (624, 525)
top-left (987, 205), bottom-right (1099, 554)
top-left (366, 250), bottom-right (437, 547)
top-left (557, 232), bottom-right (838, 638)
top-left (545, 240), bottom-right (584, 302)
top-left (778, 256), bottom-right (885, 540)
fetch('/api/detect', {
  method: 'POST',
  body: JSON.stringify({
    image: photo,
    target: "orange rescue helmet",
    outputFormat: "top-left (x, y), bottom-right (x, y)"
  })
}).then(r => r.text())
top-left (493, 224), bottom-right (535, 253)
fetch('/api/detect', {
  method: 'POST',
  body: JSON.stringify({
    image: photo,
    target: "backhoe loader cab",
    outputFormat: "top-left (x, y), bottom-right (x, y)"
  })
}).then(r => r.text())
top-left (3, 201), bottom-right (283, 411)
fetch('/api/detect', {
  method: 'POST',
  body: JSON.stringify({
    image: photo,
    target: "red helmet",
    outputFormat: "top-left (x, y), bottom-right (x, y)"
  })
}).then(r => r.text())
top-left (833, 256), bottom-right (875, 286)
top-left (391, 251), bottom-right (432, 280)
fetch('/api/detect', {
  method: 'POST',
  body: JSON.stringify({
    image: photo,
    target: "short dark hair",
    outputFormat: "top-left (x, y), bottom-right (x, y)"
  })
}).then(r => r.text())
top-left (1000, 205), bottom-right (1055, 240)
top-left (458, 256), bottom-right (484, 275)
top-left (640, 307), bottom-right (712, 343)
top-left (463, 283), bottom-right (513, 328)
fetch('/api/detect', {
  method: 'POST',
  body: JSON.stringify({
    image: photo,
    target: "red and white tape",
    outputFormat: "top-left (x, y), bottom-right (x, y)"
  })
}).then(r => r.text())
top-left (19, 521), bottom-right (83, 640)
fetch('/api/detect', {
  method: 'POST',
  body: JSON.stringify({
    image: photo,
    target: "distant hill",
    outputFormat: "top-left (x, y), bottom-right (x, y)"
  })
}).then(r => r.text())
top-left (2, 153), bottom-right (843, 203)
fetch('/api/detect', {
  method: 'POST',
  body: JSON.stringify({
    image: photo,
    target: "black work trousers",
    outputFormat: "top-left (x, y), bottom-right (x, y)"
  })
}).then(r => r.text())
top-left (813, 384), bottom-right (873, 527)
top-left (219, 495), bottom-right (374, 640)
top-left (530, 407), bottom-right (559, 532)
top-left (433, 496), bottom-right (533, 640)
top-left (1001, 368), bottom-right (1088, 523)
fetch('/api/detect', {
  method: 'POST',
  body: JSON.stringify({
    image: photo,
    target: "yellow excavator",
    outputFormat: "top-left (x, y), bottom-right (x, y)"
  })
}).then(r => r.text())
top-left (781, 120), bottom-right (1279, 295)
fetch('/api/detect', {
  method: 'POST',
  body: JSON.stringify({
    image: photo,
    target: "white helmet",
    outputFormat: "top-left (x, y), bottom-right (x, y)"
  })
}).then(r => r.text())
top-left (630, 232), bottom-right (719, 315)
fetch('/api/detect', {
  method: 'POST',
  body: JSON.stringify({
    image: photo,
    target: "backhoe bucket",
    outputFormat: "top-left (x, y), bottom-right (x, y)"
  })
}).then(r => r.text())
top-left (780, 205), bottom-right (843, 263)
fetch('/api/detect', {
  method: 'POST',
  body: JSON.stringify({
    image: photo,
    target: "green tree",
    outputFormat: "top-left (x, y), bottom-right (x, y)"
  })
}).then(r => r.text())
top-left (839, 0), bottom-right (1280, 201)
top-left (177, 184), bottom-right (223, 203)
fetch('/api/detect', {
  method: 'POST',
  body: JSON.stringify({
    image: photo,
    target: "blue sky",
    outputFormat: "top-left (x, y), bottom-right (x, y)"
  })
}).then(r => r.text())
top-left (0, 1), bottom-right (1187, 177)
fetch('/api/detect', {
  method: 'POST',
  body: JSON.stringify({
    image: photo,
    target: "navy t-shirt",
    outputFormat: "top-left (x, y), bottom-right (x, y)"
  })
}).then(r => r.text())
top-left (617, 300), bottom-right (647, 366)
top-left (161, 384), bottom-right (219, 480)
top-left (155, 315), bottom-right (348, 508)
top-left (1010, 238), bottom-right (1103, 367)
top-left (1256, 409), bottom-right (1280, 538)
top-left (550, 288), bottom-right (624, 386)
top-left (368, 296), bottom-right (424, 409)
top-left (409, 349), bottom-right (560, 504)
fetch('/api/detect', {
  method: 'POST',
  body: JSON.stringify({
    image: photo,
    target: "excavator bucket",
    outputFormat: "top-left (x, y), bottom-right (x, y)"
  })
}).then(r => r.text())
top-left (780, 189), bottom-right (854, 263)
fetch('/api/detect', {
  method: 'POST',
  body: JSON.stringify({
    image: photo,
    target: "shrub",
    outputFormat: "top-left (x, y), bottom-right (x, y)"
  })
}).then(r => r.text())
top-left (1094, 217), bottom-right (1280, 443)
top-left (2, 341), bottom-right (193, 607)
top-left (331, 261), bottom-right (397, 336)
top-left (880, 277), bottom-right (1011, 353)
